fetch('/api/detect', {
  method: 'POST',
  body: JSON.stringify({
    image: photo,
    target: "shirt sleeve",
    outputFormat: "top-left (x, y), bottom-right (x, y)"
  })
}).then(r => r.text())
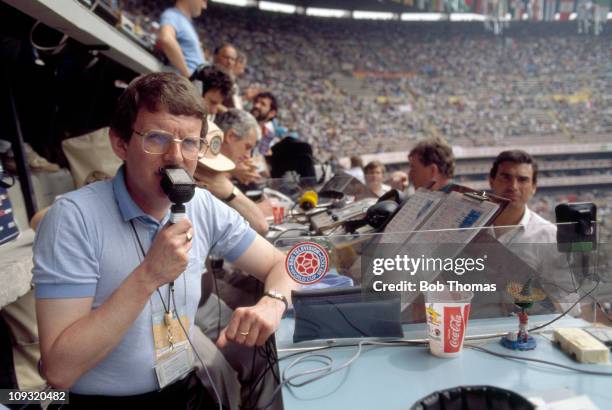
top-left (32, 198), bottom-right (99, 299)
top-left (160, 9), bottom-right (181, 33)
top-left (206, 195), bottom-right (257, 262)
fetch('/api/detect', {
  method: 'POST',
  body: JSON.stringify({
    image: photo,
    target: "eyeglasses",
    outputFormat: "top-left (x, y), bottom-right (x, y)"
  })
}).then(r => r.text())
top-left (133, 130), bottom-right (208, 160)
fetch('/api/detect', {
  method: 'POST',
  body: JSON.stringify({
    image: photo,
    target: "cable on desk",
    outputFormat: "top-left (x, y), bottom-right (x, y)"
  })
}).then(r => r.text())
top-left (469, 278), bottom-right (601, 342)
top-left (258, 340), bottom-right (426, 410)
top-left (464, 344), bottom-right (612, 376)
top-left (529, 278), bottom-right (600, 333)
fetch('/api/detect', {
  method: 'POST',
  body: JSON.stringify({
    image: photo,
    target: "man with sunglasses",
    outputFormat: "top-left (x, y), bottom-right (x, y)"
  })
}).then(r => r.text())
top-left (32, 73), bottom-right (294, 408)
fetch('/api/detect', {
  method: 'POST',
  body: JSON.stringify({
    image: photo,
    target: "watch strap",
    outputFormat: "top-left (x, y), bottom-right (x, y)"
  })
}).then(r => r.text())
top-left (223, 186), bottom-right (237, 203)
top-left (263, 290), bottom-right (288, 312)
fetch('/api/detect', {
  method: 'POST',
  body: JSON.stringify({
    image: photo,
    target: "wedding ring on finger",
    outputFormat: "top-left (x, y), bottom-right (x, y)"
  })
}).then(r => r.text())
top-left (239, 330), bottom-right (250, 336)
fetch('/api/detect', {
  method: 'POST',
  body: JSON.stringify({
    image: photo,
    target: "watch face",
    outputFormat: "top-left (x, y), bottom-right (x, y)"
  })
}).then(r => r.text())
top-left (209, 134), bottom-right (222, 155)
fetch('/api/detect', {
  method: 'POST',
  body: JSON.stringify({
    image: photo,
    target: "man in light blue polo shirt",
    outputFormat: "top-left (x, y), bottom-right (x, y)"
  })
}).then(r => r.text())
top-left (158, 0), bottom-right (208, 77)
top-left (32, 72), bottom-right (293, 407)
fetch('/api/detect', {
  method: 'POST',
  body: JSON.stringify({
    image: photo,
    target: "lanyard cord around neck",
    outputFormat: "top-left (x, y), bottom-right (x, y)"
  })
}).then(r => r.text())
top-left (129, 220), bottom-right (172, 314)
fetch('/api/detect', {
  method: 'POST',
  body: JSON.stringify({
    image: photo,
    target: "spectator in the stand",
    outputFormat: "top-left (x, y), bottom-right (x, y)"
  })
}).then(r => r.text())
top-left (251, 92), bottom-right (280, 156)
top-left (233, 50), bottom-right (248, 78)
top-left (194, 111), bottom-right (267, 235)
top-left (214, 44), bottom-right (242, 109)
top-left (191, 65), bottom-right (233, 120)
top-left (196, 119), bottom-right (267, 235)
top-left (345, 155), bottom-right (365, 184)
top-left (216, 109), bottom-right (261, 187)
top-left (214, 43), bottom-right (238, 73)
top-left (408, 137), bottom-right (455, 191)
top-left (364, 161), bottom-right (391, 197)
top-left (158, 0), bottom-right (208, 77)
top-left (233, 50), bottom-right (254, 105)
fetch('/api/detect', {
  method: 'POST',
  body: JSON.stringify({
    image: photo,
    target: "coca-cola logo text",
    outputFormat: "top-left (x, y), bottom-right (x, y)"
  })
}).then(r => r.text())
top-left (448, 315), bottom-right (463, 349)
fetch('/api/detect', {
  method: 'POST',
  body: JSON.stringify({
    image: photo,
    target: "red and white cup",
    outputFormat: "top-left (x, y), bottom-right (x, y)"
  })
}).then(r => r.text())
top-left (272, 205), bottom-right (285, 225)
top-left (424, 287), bottom-right (473, 358)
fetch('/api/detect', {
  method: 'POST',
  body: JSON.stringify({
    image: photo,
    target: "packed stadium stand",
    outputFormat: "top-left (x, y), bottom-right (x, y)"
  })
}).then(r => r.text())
top-left (124, 3), bottom-right (611, 159)
top-left (118, 2), bottom-right (612, 242)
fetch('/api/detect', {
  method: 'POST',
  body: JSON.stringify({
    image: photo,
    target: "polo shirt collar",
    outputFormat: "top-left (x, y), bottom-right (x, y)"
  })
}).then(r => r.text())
top-left (516, 206), bottom-right (532, 228)
top-left (112, 165), bottom-right (170, 225)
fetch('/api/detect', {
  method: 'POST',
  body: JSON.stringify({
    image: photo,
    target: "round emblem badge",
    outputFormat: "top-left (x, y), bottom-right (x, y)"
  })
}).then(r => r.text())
top-left (208, 134), bottom-right (222, 155)
top-left (285, 242), bottom-right (329, 285)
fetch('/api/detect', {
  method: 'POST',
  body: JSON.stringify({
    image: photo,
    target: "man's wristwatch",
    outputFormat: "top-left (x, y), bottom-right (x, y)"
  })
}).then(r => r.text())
top-left (263, 290), bottom-right (288, 312)
top-left (222, 186), bottom-right (238, 203)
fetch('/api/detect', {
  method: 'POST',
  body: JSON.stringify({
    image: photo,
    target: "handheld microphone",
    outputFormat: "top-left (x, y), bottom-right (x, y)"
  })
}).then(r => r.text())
top-left (160, 166), bottom-right (196, 223)
top-left (160, 166), bottom-right (196, 289)
top-left (298, 190), bottom-right (318, 211)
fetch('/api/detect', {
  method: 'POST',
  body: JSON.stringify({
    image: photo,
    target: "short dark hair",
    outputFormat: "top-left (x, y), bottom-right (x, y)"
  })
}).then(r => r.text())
top-left (253, 91), bottom-right (278, 113)
top-left (192, 66), bottom-right (233, 98)
top-left (214, 43), bottom-right (236, 56)
top-left (349, 155), bottom-right (363, 168)
top-left (490, 150), bottom-right (539, 184)
top-left (110, 72), bottom-right (206, 142)
top-left (409, 137), bottom-right (455, 178)
top-left (364, 160), bottom-right (385, 174)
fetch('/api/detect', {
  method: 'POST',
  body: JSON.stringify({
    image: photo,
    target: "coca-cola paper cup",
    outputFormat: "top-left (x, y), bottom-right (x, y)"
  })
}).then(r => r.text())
top-left (424, 286), bottom-right (473, 358)
top-left (272, 206), bottom-right (285, 224)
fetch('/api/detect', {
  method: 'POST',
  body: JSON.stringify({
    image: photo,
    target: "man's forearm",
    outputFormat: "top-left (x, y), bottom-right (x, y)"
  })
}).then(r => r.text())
top-left (41, 266), bottom-right (156, 388)
top-left (159, 39), bottom-right (191, 77)
top-left (229, 189), bottom-right (269, 235)
top-left (263, 253), bottom-right (296, 305)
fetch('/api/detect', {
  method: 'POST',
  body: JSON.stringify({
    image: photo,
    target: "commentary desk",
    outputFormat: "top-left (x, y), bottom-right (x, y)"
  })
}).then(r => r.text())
top-left (275, 315), bottom-right (612, 409)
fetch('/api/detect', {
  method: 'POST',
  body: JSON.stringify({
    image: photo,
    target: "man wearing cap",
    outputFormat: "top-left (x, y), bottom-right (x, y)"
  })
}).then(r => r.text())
top-left (195, 118), bottom-right (268, 235)
top-left (31, 73), bottom-right (294, 407)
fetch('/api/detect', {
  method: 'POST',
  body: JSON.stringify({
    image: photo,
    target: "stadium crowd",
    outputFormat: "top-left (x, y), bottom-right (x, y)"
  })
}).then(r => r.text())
top-left (122, 3), bottom-right (611, 159)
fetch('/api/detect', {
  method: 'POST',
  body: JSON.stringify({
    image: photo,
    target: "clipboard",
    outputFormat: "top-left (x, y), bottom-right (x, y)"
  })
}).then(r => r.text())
top-left (360, 183), bottom-right (510, 309)
top-left (378, 184), bottom-right (508, 245)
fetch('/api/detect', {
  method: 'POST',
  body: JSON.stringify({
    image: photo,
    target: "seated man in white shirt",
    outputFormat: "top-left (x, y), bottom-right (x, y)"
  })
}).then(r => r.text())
top-left (488, 150), bottom-right (579, 315)
top-left (488, 149), bottom-right (554, 244)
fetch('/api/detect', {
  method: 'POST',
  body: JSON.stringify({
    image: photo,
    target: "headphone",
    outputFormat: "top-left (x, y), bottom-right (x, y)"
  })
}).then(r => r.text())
top-left (344, 189), bottom-right (407, 232)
